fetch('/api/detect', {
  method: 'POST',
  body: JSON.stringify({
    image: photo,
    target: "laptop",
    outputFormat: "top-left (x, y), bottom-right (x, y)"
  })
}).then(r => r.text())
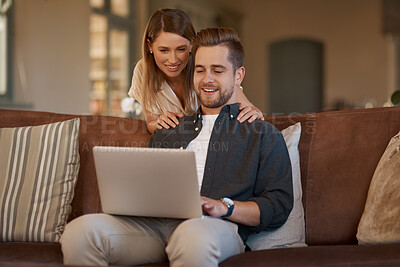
top-left (93, 146), bottom-right (203, 219)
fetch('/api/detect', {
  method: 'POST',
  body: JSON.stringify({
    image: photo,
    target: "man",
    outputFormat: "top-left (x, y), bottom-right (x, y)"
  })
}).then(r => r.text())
top-left (61, 27), bottom-right (293, 267)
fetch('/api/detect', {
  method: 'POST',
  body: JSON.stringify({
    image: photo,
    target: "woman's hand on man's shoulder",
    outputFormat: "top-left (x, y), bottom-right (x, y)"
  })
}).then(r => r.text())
top-left (237, 104), bottom-right (265, 123)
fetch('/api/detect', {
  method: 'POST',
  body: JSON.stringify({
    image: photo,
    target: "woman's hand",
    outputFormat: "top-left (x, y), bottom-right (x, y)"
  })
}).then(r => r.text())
top-left (144, 111), bottom-right (183, 134)
top-left (237, 104), bottom-right (265, 123)
top-left (155, 111), bottom-right (184, 130)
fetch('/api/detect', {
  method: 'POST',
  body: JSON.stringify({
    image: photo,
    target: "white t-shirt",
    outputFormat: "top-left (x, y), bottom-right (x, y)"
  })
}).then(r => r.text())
top-left (187, 114), bottom-right (219, 191)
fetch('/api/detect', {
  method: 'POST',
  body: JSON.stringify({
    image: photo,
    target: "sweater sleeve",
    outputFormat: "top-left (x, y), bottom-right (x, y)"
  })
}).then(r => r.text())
top-left (128, 59), bottom-right (144, 104)
top-left (248, 125), bottom-right (294, 232)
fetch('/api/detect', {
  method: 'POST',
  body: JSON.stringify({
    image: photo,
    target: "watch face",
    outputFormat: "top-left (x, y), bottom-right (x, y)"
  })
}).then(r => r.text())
top-left (222, 197), bottom-right (234, 206)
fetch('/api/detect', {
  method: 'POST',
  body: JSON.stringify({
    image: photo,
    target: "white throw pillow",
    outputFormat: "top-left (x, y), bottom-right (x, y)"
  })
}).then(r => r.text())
top-left (246, 122), bottom-right (307, 250)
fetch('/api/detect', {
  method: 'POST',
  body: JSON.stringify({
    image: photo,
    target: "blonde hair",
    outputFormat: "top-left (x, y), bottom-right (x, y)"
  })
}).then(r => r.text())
top-left (141, 8), bottom-right (196, 114)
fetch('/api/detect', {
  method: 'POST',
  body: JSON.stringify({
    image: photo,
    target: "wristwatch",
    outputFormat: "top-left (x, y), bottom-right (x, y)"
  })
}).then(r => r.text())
top-left (220, 197), bottom-right (235, 218)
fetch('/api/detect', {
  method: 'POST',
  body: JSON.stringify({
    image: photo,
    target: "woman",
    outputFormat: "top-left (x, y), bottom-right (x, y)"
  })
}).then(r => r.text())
top-left (129, 8), bottom-right (263, 134)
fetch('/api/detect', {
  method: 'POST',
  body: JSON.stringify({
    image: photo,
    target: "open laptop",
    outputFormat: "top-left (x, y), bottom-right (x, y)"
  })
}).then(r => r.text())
top-left (93, 146), bottom-right (203, 219)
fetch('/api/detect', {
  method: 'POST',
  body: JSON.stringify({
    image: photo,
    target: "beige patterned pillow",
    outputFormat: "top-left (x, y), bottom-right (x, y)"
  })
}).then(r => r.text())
top-left (0, 118), bottom-right (80, 242)
top-left (357, 130), bottom-right (400, 244)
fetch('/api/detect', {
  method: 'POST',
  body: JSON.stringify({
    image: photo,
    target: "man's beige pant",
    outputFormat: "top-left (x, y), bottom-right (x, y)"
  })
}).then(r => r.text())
top-left (60, 213), bottom-right (245, 267)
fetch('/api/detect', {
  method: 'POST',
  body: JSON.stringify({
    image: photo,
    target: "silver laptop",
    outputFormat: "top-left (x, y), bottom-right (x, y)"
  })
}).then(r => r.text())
top-left (93, 146), bottom-right (203, 219)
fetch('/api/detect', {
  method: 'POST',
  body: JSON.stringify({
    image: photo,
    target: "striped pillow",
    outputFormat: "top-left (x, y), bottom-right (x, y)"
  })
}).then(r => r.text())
top-left (0, 118), bottom-right (80, 242)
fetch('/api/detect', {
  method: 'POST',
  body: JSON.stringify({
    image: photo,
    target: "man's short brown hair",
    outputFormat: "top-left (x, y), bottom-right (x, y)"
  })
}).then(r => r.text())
top-left (192, 27), bottom-right (244, 71)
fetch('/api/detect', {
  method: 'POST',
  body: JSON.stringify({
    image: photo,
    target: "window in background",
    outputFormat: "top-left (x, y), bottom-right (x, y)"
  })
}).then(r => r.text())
top-left (383, 0), bottom-right (400, 105)
top-left (0, 13), bottom-right (6, 96)
top-left (397, 40), bottom-right (400, 91)
top-left (89, 14), bottom-right (107, 114)
top-left (109, 28), bottom-right (129, 114)
top-left (111, 0), bottom-right (129, 18)
top-left (89, 0), bottom-right (133, 116)
top-left (0, 0), bottom-right (12, 101)
top-left (90, 0), bottom-right (104, 9)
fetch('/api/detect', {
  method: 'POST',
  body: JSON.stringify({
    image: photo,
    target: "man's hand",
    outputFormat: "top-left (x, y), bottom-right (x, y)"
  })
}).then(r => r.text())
top-left (201, 196), bottom-right (261, 226)
top-left (201, 196), bottom-right (228, 217)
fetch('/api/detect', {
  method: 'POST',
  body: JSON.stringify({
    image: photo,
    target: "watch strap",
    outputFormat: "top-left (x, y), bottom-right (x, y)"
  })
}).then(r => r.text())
top-left (221, 198), bottom-right (234, 218)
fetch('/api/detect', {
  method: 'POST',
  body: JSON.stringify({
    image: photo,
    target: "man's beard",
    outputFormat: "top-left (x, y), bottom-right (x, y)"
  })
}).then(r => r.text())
top-left (196, 83), bottom-right (235, 108)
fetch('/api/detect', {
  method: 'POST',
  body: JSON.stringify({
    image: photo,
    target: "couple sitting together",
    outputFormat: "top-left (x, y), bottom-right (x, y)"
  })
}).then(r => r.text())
top-left (60, 8), bottom-right (293, 267)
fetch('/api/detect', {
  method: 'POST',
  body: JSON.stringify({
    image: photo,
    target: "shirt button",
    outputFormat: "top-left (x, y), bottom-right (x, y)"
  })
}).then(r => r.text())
top-left (193, 120), bottom-right (196, 123)
top-left (195, 127), bottom-right (199, 131)
top-left (230, 114), bottom-right (234, 118)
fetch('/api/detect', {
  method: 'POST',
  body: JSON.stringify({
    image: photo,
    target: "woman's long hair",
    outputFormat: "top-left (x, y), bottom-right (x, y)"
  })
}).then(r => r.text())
top-left (141, 8), bottom-right (196, 114)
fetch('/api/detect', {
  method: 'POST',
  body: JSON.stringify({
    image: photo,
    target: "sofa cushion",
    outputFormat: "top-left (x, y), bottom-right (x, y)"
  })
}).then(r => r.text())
top-left (246, 122), bottom-right (306, 250)
top-left (357, 130), bottom-right (400, 244)
top-left (0, 118), bottom-right (80, 242)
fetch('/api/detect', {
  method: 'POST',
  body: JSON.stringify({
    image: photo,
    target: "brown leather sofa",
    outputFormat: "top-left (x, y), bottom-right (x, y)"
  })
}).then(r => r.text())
top-left (1, 106), bottom-right (400, 266)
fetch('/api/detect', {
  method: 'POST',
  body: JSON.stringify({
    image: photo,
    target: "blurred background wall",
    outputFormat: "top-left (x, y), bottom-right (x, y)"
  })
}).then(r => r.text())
top-left (1, 0), bottom-right (399, 116)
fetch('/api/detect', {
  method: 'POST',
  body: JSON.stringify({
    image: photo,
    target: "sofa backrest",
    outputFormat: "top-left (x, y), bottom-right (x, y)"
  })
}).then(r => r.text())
top-left (2, 106), bottom-right (400, 246)
top-left (267, 106), bottom-right (400, 245)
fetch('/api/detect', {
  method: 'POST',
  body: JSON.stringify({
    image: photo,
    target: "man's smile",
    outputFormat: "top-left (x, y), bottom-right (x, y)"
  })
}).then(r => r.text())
top-left (202, 87), bottom-right (218, 93)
